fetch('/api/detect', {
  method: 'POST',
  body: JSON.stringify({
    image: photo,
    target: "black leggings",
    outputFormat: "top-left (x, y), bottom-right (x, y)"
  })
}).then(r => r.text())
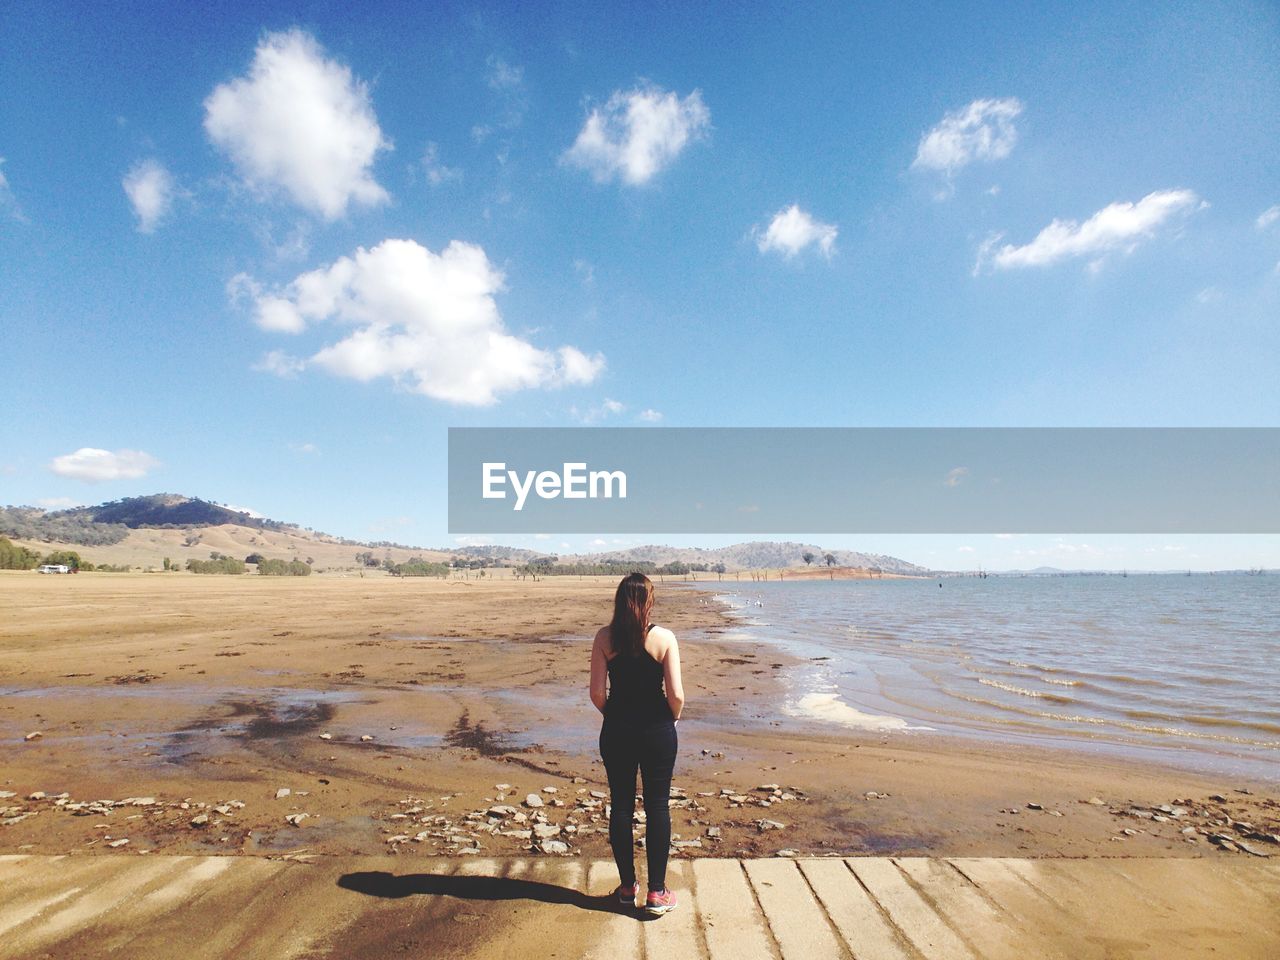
top-left (599, 719), bottom-right (677, 891)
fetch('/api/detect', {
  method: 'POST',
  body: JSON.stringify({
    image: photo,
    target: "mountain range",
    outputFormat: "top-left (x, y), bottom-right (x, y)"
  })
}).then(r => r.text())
top-left (0, 494), bottom-right (928, 574)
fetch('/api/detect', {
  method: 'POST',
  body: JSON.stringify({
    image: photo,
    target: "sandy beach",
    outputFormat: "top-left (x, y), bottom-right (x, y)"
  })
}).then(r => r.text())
top-left (3, 571), bottom-right (1276, 867)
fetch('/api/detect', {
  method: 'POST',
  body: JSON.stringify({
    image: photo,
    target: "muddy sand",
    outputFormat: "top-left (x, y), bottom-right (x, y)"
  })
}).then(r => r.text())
top-left (1, 572), bottom-right (1276, 866)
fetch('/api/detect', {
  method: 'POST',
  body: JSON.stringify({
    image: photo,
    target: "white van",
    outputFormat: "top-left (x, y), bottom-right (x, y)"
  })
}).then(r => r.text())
top-left (37, 564), bottom-right (70, 574)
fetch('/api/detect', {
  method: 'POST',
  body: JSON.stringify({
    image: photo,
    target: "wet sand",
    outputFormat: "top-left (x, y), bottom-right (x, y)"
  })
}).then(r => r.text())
top-left (1, 572), bottom-right (1277, 863)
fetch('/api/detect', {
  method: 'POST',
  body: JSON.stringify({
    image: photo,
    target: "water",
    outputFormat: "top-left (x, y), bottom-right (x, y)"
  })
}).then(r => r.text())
top-left (712, 575), bottom-right (1280, 781)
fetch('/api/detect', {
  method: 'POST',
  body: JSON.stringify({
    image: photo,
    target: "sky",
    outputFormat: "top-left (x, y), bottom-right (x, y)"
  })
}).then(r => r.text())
top-left (2, 0), bottom-right (1278, 570)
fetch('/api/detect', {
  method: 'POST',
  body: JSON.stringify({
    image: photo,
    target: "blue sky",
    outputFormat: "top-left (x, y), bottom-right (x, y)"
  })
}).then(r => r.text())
top-left (2, 0), bottom-right (1278, 569)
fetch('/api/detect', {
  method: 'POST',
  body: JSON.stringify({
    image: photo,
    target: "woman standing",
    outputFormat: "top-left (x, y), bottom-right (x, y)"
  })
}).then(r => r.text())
top-left (590, 572), bottom-right (685, 915)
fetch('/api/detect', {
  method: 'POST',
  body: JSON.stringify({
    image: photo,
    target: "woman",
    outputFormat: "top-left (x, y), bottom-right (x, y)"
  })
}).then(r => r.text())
top-left (590, 572), bottom-right (685, 915)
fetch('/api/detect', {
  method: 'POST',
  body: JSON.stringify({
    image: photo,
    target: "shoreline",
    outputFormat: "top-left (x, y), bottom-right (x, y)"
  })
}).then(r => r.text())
top-left (1, 572), bottom-right (1276, 861)
top-left (703, 577), bottom-right (1280, 785)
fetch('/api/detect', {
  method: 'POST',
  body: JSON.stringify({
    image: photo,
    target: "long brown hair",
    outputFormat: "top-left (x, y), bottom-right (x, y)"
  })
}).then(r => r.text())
top-left (609, 572), bottom-right (654, 657)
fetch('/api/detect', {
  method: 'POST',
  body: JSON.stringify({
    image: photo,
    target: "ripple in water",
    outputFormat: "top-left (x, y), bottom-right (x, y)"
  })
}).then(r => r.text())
top-left (715, 575), bottom-right (1280, 778)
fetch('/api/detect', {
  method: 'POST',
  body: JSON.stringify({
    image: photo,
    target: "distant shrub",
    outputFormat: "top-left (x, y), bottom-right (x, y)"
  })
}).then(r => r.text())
top-left (514, 561), bottom-right (657, 577)
top-left (390, 560), bottom-right (450, 578)
top-left (257, 558), bottom-right (312, 576)
top-left (41, 549), bottom-right (82, 571)
top-left (186, 557), bottom-right (246, 574)
top-left (0, 536), bottom-right (41, 569)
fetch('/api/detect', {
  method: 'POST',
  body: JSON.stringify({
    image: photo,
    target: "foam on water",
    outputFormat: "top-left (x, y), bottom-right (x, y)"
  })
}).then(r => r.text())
top-left (788, 692), bottom-right (932, 732)
top-left (709, 575), bottom-right (1280, 779)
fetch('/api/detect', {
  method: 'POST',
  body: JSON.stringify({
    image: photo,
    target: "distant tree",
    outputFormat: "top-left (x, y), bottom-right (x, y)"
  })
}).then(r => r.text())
top-left (42, 549), bottom-right (82, 571)
top-left (390, 560), bottom-right (450, 578)
top-left (186, 557), bottom-right (246, 574)
top-left (245, 553), bottom-right (265, 565)
top-left (824, 553), bottom-right (836, 567)
top-left (0, 537), bottom-right (41, 570)
top-left (713, 562), bottom-right (727, 581)
top-left (802, 551), bottom-right (815, 566)
top-left (257, 558), bottom-right (311, 576)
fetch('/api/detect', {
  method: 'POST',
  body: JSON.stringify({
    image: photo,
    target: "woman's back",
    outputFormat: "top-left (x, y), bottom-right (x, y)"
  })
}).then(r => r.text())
top-left (605, 631), bottom-right (671, 724)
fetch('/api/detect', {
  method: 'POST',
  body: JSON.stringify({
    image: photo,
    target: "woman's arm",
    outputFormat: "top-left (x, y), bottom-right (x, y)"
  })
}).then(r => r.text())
top-left (663, 632), bottom-right (685, 721)
top-left (589, 629), bottom-right (609, 714)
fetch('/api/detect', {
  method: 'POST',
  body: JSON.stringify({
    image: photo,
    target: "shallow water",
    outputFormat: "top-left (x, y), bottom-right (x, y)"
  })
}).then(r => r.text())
top-left (713, 575), bottom-right (1280, 781)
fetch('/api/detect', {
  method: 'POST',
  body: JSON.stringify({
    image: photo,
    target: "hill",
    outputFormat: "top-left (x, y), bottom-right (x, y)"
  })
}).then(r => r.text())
top-left (1, 495), bottom-right (928, 575)
top-left (0, 495), bottom-right (452, 572)
top-left (556, 541), bottom-right (929, 576)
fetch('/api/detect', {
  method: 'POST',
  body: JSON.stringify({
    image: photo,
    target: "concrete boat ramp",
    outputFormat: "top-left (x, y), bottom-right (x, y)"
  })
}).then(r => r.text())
top-left (1, 854), bottom-right (1277, 959)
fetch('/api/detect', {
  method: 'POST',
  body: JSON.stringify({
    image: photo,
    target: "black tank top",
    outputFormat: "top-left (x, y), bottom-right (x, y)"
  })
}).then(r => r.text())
top-left (604, 625), bottom-right (673, 725)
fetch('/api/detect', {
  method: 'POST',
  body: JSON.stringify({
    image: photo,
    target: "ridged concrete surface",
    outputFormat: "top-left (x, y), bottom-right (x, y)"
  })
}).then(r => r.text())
top-left (1, 854), bottom-right (1277, 959)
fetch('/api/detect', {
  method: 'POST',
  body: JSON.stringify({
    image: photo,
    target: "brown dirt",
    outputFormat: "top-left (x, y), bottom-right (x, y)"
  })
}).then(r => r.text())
top-left (1, 571), bottom-right (1275, 864)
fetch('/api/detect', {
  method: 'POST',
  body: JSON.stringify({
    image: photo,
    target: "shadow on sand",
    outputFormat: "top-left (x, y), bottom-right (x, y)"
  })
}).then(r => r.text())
top-left (337, 871), bottom-right (653, 918)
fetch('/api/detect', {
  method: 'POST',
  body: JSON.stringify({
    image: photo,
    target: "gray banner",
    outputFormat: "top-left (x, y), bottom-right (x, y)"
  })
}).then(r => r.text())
top-left (447, 428), bottom-right (1280, 533)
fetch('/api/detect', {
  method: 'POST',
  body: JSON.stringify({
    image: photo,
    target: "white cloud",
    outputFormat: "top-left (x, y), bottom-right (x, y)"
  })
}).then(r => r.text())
top-left (754, 205), bottom-right (837, 259)
top-left (288, 442), bottom-right (318, 455)
top-left (204, 29), bottom-right (390, 219)
top-left (944, 466), bottom-right (969, 487)
top-left (1257, 205), bottom-right (1280, 230)
top-left (979, 189), bottom-right (1204, 272)
top-left (0, 157), bottom-right (26, 221)
top-left (238, 238), bottom-right (604, 406)
top-left (637, 408), bottom-right (663, 422)
top-left (481, 56), bottom-right (527, 132)
top-left (563, 85), bottom-right (709, 185)
top-left (486, 55), bottom-right (523, 91)
top-left (913, 98), bottom-right (1023, 175)
top-left (421, 142), bottom-right (460, 186)
top-left (221, 502), bottom-right (265, 519)
top-left (229, 273), bottom-right (306, 333)
top-left (957, 545), bottom-right (976, 553)
top-left (571, 397), bottom-right (625, 423)
top-left (37, 497), bottom-right (83, 509)
top-left (122, 159), bottom-right (176, 232)
top-left (252, 350), bottom-right (306, 378)
top-left (49, 447), bottom-right (159, 482)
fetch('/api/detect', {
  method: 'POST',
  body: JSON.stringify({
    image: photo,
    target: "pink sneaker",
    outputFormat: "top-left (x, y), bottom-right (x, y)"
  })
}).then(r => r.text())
top-left (614, 883), bottom-right (637, 905)
top-left (645, 888), bottom-right (678, 916)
